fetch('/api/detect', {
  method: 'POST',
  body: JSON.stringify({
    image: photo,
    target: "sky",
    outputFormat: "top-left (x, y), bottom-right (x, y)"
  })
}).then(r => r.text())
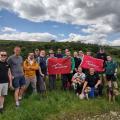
top-left (0, 0), bottom-right (120, 46)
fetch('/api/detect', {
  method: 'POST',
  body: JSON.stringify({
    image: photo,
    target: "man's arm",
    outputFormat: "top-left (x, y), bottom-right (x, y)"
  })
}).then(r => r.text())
top-left (82, 81), bottom-right (88, 93)
top-left (30, 63), bottom-right (39, 70)
top-left (8, 68), bottom-right (13, 88)
top-left (95, 74), bottom-right (101, 88)
top-left (95, 80), bottom-right (101, 88)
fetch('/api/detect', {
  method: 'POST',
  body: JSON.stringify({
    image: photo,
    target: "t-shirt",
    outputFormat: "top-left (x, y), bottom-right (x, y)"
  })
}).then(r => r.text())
top-left (55, 54), bottom-right (63, 58)
top-left (0, 61), bottom-right (10, 83)
top-left (8, 55), bottom-right (24, 77)
top-left (85, 73), bottom-right (100, 88)
top-left (73, 72), bottom-right (85, 81)
top-left (37, 56), bottom-right (47, 74)
top-left (96, 52), bottom-right (107, 62)
top-left (105, 61), bottom-right (118, 75)
top-left (74, 57), bottom-right (81, 69)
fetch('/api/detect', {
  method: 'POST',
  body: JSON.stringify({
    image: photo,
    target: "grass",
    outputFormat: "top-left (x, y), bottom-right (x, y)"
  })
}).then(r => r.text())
top-left (0, 77), bottom-right (120, 120)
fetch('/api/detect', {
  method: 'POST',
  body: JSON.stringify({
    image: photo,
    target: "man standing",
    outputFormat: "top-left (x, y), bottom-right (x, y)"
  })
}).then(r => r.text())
top-left (8, 46), bottom-right (26, 107)
top-left (62, 51), bottom-right (75, 90)
top-left (0, 50), bottom-right (12, 113)
top-left (96, 48), bottom-right (107, 85)
top-left (34, 48), bottom-right (40, 59)
top-left (36, 50), bottom-right (47, 94)
top-left (105, 56), bottom-right (118, 89)
top-left (23, 53), bottom-right (39, 93)
top-left (47, 50), bottom-right (57, 90)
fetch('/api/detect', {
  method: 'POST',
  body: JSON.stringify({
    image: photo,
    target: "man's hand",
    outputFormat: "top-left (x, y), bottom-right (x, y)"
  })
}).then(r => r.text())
top-left (95, 85), bottom-right (98, 89)
top-left (9, 83), bottom-right (14, 90)
top-left (70, 70), bottom-right (73, 73)
top-left (41, 73), bottom-right (44, 77)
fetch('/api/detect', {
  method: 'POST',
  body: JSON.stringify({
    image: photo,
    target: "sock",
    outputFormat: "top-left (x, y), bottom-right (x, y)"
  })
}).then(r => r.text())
top-left (0, 105), bottom-right (3, 109)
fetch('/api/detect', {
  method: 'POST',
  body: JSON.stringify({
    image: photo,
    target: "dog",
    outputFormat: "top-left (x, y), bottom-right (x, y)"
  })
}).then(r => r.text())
top-left (79, 87), bottom-right (91, 100)
top-left (107, 84), bottom-right (119, 102)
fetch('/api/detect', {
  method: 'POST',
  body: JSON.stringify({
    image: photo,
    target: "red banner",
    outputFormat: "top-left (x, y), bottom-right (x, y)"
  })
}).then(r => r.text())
top-left (48, 58), bottom-right (71, 75)
top-left (80, 55), bottom-right (104, 72)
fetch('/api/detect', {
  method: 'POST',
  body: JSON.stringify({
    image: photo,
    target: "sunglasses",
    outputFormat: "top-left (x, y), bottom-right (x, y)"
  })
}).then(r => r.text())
top-left (1, 54), bottom-right (7, 57)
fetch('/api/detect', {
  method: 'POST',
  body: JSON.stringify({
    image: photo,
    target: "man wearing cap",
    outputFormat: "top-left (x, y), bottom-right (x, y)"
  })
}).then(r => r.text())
top-left (47, 50), bottom-right (57, 90)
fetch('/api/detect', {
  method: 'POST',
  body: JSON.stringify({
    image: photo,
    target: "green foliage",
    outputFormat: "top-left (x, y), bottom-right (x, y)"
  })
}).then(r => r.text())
top-left (0, 40), bottom-right (120, 120)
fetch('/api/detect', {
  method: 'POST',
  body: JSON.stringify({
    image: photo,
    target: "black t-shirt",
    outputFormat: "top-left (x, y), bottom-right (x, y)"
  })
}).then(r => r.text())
top-left (0, 61), bottom-right (10, 83)
top-left (74, 57), bottom-right (81, 69)
top-left (96, 52), bottom-right (107, 62)
top-left (85, 73), bottom-right (100, 88)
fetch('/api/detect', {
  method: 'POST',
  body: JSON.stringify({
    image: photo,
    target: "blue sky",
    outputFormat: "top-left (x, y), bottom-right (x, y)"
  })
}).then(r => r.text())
top-left (0, 0), bottom-right (120, 45)
top-left (0, 10), bottom-right (89, 40)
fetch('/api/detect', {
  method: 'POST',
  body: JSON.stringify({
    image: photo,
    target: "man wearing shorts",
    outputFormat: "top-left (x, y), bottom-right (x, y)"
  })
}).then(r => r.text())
top-left (8, 46), bottom-right (26, 107)
top-left (0, 50), bottom-right (12, 113)
top-left (105, 56), bottom-right (118, 89)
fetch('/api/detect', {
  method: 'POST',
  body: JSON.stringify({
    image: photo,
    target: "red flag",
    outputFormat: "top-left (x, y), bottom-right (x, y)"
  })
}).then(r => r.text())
top-left (80, 55), bottom-right (104, 72)
top-left (48, 58), bottom-right (71, 75)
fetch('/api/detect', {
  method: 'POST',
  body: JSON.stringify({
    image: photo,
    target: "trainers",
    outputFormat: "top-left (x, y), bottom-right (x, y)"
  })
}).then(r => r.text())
top-left (16, 101), bottom-right (20, 107)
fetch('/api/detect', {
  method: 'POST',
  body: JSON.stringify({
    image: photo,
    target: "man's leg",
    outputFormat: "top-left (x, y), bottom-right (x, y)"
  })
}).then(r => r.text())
top-left (14, 88), bottom-right (20, 107)
top-left (53, 75), bottom-right (56, 89)
top-left (31, 77), bottom-right (37, 93)
top-left (0, 96), bottom-right (4, 113)
top-left (98, 84), bottom-right (103, 96)
top-left (61, 74), bottom-right (67, 90)
top-left (49, 75), bottom-right (52, 90)
top-left (0, 83), bottom-right (8, 111)
top-left (12, 77), bottom-right (21, 107)
top-left (0, 84), bottom-right (4, 113)
top-left (19, 76), bottom-right (26, 100)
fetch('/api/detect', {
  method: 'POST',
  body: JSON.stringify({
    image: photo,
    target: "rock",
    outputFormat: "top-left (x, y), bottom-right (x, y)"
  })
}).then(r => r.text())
top-left (110, 111), bottom-right (118, 116)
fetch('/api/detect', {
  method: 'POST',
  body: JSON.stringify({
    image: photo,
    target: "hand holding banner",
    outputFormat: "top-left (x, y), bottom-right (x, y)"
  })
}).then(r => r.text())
top-left (80, 55), bottom-right (104, 72)
top-left (48, 58), bottom-right (71, 75)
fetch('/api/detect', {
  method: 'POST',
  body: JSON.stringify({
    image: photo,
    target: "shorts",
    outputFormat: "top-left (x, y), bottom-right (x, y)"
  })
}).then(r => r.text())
top-left (99, 72), bottom-right (106, 77)
top-left (106, 74), bottom-right (116, 81)
top-left (12, 76), bottom-right (26, 89)
top-left (0, 83), bottom-right (8, 96)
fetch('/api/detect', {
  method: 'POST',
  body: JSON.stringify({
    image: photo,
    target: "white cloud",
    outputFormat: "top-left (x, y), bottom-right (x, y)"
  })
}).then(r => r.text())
top-left (110, 39), bottom-right (120, 46)
top-left (0, 0), bottom-right (120, 29)
top-left (0, 0), bottom-right (120, 45)
top-left (0, 32), bottom-right (57, 42)
top-left (61, 33), bottom-right (109, 45)
top-left (1, 27), bottom-right (17, 33)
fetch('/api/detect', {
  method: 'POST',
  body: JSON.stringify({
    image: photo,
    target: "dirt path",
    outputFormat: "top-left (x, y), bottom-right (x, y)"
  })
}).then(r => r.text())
top-left (54, 111), bottom-right (120, 120)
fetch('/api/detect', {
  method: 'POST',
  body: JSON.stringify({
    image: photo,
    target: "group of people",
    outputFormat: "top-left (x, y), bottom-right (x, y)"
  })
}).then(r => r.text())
top-left (0, 46), bottom-right (119, 113)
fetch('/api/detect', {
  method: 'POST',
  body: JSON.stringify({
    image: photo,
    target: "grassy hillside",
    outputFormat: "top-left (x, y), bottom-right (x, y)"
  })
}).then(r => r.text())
top-left (0, 77), bottom-right (120, 120)
top-left (0, 40), bottom-right (120, 58)
top-left (0, 40), bottom-right (120, 120)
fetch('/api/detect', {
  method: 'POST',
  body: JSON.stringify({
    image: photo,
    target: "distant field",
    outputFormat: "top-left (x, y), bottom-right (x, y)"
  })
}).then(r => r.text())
top-left (112, 46), bottom-right (120, 49)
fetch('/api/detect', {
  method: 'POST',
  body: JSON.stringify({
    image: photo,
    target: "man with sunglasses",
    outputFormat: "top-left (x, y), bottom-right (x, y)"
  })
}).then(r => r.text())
top-left (0, 50), bottom-right (12, 113)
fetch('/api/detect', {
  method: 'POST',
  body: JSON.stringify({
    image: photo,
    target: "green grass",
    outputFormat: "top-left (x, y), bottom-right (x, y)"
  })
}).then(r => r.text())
top-left (1, 79), bottom-right (120, 120)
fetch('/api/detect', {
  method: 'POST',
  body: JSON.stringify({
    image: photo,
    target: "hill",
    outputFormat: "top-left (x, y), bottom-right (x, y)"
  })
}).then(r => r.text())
top-left (0, 40), bottom-right (120, 120)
